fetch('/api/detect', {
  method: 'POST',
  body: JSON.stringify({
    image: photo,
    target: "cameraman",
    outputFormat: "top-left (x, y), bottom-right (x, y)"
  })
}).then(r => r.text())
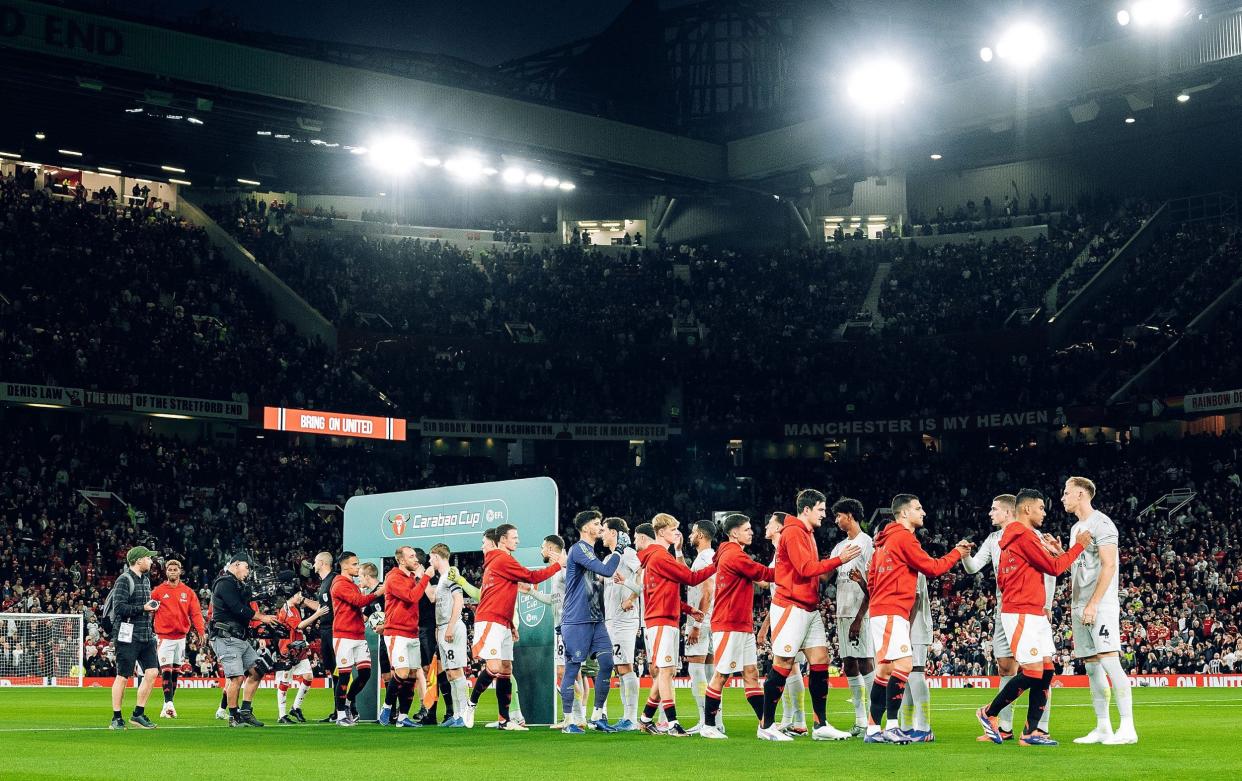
top-left (210, 554), bottom-right (280, 727)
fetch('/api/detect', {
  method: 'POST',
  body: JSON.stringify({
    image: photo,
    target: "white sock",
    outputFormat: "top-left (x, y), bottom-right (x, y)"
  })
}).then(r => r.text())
top-left (908, 670), bottom-right (930, 731)
top-left (293, 681), bottom-right (308, 709)
top-left (621, 672), bottom-right (640, 722)
top-left (1085, 661), bottom-right (1113, 731)
top-left (277, 684), bottom-right (288, 718)
top-left (453, 677), bottom-right (469, 716)
top-left (1038, 683), bottom-right (1051, 733)
top-left (998, 675), bottom-right (1015, 732)
top-left (847, 674), bottom-right (868, 725)
top-left (572, 680), bottom-right (586, 724)
top-left (786, 668), bottom-right (806, 723)
top-left (1100, 656), bottom-right (1134, 726)
top-left (690, 663), bottom-right (710, 724)
top-left (885, 717), bottom-right (899, 730)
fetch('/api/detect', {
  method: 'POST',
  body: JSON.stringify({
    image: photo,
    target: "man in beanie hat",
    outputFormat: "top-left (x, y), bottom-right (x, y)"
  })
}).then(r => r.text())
top-left (109, 546), bottom-right (161, 730)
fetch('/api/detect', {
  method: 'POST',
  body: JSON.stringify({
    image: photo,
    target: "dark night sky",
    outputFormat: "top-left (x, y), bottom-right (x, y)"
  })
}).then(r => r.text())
top-left (150, 0), bottom-right (635, 66)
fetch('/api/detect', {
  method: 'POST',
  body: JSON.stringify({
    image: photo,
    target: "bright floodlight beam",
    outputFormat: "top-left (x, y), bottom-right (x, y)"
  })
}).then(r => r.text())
top-left (502, 167), bottom-right (525, 184)
top-left (845, 59), bottom-right (911, 112)
top-left (1131, 0), bottom-right (1184, 27)
top-left (365, 135), bottom-right (420, 175)
top-left (995, 21), bottom-right (1049, 67)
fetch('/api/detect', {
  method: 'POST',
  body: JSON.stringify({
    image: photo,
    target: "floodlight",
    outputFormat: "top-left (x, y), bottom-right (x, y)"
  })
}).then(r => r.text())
top-left (845, 59), bottom-right (911, 112)
top-left (366, 135), bottom-right (420, 175)
top-left (503, 167), bottom-right (525, 184)
top-left (524, 172), bottom-right (544, 186)
top-left (1131, 0), bottom-right (1184, 27)
top-left (995, 22), bottom-right (1049, 67)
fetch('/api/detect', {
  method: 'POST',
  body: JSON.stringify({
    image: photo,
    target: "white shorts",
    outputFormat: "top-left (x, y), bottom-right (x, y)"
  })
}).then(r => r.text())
top-left (383, 634), bottom-right (421, 671)
top-left (770, 603), bottom-right (828, 658)
top-left (835, 616), bottom-right (875, 658)
top-left (554, 628), bottom-right (566, 666)
top-left (607, 622), bottom-right (639, 666)
top-left (643, 625), bottom-right (680, 669)
top-left (156, 637), bottom-right (186, 666)
top-left (276, 661), bottom-right (312, 680)
top-left (436, 622), bottom-right (468, 670)
top-left (711, 631), bottom-right (758, 675)
top-left (991, 610), bottom-right (1013, 659)
top-left (1001, 613), bottom-right (1055, 665)
top-left (911, 644), bottom-right (928, 667)
top-left (1072, 604), bottom-right (1121, 658)
top-left (869, 615), bottom-right (913, 662)
top-left (684, 622), bottom-right (713, 657)
top-left (471, 621), bottom-right (514, 662)
top-left (332, 638), bottom-right (371, 671)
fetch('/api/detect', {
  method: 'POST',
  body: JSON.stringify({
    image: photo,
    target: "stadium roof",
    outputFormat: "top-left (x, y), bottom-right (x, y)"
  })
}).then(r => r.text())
top-left (3, 0), bottom-right (1242, 196)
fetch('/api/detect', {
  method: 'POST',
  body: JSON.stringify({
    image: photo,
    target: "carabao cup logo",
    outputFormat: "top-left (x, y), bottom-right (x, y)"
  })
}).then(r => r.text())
top-left (518, 589), bottom-right (547, 628)
top-left (389, 512), bottom-right (408, 536)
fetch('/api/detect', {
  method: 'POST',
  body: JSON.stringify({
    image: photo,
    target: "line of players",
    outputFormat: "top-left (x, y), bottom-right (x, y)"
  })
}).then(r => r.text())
top-left (143, 476), bottom-right (1136, 745)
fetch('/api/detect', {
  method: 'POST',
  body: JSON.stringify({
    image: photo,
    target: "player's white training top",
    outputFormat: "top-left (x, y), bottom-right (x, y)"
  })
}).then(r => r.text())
top-left (604, 548), bottom-right (641, 626)
top-left (685, 548), bottom-right (715, 632)
top-left (1070, 509), bottom-right (1120, 610)
top-left (910, 573), bottom-right (933, 645)
top-left (549, 569), bottom-right (566, 627)
top-left (830, 531), bottom-right (873, 620)
top-left (433, 573), bottom-right (464, 627)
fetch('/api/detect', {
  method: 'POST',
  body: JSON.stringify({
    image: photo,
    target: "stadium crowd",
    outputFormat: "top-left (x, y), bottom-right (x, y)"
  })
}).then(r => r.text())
top-left (2, 409), bottom-right (1238, 682)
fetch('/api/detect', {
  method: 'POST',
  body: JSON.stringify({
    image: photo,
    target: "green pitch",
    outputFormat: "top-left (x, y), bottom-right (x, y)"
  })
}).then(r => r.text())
top-left (1, 686), bottom-right (1237, 780)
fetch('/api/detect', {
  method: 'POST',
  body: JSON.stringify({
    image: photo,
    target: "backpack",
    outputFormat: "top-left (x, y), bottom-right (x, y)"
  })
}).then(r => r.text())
top-left (99, 570), bottom-right (136, 638)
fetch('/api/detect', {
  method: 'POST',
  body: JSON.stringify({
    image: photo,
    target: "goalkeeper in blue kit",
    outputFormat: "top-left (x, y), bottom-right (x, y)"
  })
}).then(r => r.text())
top-left (558, 510), bottom-right (627, 734)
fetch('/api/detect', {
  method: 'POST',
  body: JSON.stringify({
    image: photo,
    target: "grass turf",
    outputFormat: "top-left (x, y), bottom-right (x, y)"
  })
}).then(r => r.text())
top-left (0, 685), bottom-right (1236, 780)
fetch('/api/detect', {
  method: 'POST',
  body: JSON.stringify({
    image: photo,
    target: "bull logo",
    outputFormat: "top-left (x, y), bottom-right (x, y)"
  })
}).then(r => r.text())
top-left (389, 512), bottom-right (407, 536)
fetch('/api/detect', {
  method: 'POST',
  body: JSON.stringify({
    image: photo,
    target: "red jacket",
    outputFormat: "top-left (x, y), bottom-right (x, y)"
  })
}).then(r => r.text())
top-left (711, 541), bottom-right (775, 634)
top-left (382, 567), bottom-right (433, 637)
top-left (638, 544), bottom-right (716, 628)
top-left (276, 602), bottom-right (305, 654)
top-left (330, 576), bottom-right (380, 640)
top-left (774, 514), bottom-right (844, 611)
top-left (998, 523), bottom-right (1084, 614)
top-left (151, 581), bottom-right (205, 640)
top-left (476, 549), bottom-right (561, 629)
top-left (868, 523), bottom-right (961, 618)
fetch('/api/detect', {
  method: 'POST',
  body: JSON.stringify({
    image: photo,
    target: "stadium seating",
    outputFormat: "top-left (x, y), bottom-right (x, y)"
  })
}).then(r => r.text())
top-left (2, 411), bottom-right (1238, 678)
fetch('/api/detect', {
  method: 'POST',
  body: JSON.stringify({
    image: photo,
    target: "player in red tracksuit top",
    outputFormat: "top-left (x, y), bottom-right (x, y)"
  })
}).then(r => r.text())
top-left (864, 493), bottom-right (970, 744)
top-left (978, 488), bottom-right (1090, 746)
top-left (634, 513), bottom-right (715, 736)
top-left (151, 559), bottom-right (205, 717)
top-left (330, 551), bottom-right (384, 725)
top-left (463, 524), bottom-right (565, 730)
top-left (759, 489), bottom-right (861, 742)
top-left (703, 512), bottom-right (776, 736)
top-left (381, 546), bottom-right (434, 727)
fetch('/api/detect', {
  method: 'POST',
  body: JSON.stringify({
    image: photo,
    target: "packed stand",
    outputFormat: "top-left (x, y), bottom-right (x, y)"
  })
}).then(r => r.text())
top-left (2, 405), bottom-right (1238, 679)
top-left (0, 176), bottom-right (379, 413)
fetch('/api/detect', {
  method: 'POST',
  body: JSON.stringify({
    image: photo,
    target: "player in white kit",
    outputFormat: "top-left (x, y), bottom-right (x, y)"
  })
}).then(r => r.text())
top-left (603, 518), bottom-right (643, 731)
top-left (829, 498), bottom-right (874, 737)
top-left (1063, 476), bottom-right (1136, 745)
top-left (900, 573), bottom-right (936, 741)
top-left (684, 520), bottom-right (718, 734)
top-left (427, 544), bottom-right (469, 728)
top-left (963, 493), bottom-right (1057, 740)
top-left (520, 535), bottom-right (580, 728)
